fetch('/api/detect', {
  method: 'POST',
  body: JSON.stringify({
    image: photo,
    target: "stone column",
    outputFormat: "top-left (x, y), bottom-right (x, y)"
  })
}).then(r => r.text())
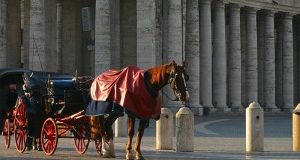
top-left (257, 11), bottom-right (264, 107)
top-left (61, 0), bottom-right (82, 74)
top-left (282, 13), bottom-right (294, 111)
top-left (45, 1), bottom-right (57, 72)
top-left (29, 0), bottom-right (46, 71)
top-left (137, 0), bottom-right (161, 68)
top-left (212, 0), bottom-right (228, 111)
top-left (185, 0), bottom-right (201, 114)
top-left (111, 0), bottom-right (120, 69)
top-left (7, 0), bottom-right (21, 67)
top-left (245, 7), bottom-right (258, 105)
top-left (56, 0), bottom-right (62, 72)
top-left (95, 0), bottom-right (111, 75)
top-left (228, 4), bottom-right (242, 111)
top-left (0, 0), bottom-right (7, 68)
top-left (164, 0), bottom-right (184, 108)
top-left (241, 10), bottom-right (246, 107)
top-left (263, 10), bottom-right (278, 111)
top-left (199, 0), bottom-right (213, 109)
top-left (23, 0), bottom-right (30, 68)
top-left (275, 16), bottom-right (283, 108)
top-left (120, 0), bottom-right (136, 67)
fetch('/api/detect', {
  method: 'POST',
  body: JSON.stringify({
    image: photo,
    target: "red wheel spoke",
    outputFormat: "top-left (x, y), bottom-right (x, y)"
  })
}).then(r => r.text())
top-left (44, 142), bottom-right (49, 151)
top-left (17, 134), bottom-right (21, 147)
top-left (43, 139), bottom-right (49, 145)
top-left (42, 128), bottom-right (48, 134)
top-left (41, 118), bottom-right (57, 155)
top-left (74, 127), bottom-right (89, 154)
top-left (81, 140), bottom-right (84, 150)
top-left (4, 119), bottom-right (11, 148)
top-left (20, 138), bottom-right (23, 150)
top-left (47, 142), bottom-right (50, 152)
top-left (48, 141), bottom-right (52, 153)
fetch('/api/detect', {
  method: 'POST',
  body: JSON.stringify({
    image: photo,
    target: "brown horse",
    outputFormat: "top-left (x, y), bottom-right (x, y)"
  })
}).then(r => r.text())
top-left (88, 61), bottom-right (189, 160)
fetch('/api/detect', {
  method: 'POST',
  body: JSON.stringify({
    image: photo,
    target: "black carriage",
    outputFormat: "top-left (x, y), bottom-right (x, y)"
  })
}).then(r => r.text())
top-left (37, 72), bottom-right (96, 156)
top-left (0, 68), bottom-right (31, 153)
top-left (0, 69), bottom-right (97, 156)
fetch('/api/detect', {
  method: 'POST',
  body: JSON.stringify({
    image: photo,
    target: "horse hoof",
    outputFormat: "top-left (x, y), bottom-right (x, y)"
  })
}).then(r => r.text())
top-left (135, 153), bottom-right (145, 160)
top-left (102, 151), bottom-right (116, 158)
top-left (126, 151), bottom-right (134, 160)
top-left (101, 138), bottom-right (116, 158)
top-left (102, 153), bottom-right (110, 158)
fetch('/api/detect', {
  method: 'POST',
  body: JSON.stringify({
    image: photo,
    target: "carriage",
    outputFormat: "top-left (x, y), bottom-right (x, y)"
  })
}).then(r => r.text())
top-left (39, 72), bottom-right (97, 156)
top-left (0, 68), bottom-right (31, 153)
top-left (0, 69), bottom-right (100, 156)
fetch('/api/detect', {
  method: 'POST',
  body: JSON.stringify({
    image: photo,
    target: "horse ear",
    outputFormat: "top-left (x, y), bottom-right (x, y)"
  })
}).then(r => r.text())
top-left (171, 60), bottom-right (176, 65)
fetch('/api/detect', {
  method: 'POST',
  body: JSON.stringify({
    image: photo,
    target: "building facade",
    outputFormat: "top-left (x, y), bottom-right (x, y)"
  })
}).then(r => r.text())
top-left (0, 0), bottom-right (300, 115)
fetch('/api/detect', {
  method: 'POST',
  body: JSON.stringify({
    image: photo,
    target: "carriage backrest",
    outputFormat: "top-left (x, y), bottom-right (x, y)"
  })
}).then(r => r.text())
top-left (59, 89), bottom-right (89, 115)
top-left (51, 79), bottom-right (76, 99)
top-left (0, 69), bottom-right (30, 111)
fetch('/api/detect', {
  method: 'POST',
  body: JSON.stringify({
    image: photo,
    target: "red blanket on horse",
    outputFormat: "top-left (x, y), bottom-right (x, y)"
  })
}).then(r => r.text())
top-left (90, 66), bottom-right (161, 119)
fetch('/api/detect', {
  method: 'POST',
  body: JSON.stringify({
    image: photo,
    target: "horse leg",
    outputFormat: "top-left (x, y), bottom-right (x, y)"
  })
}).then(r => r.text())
top-left (134, 120), bottom-right (147, 160)
top-left (126, 115), bottom-right (135, 160)
top-left (89, 116), bottom-right (105, 156)
top-left (89, 116), bottom-right (104, 140)
top-left (102, 112), bottom-right (122, 158)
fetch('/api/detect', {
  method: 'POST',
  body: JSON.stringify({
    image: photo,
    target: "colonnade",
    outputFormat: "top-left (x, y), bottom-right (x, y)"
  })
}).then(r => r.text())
top-left (0, 0), bottom-right (300, 114)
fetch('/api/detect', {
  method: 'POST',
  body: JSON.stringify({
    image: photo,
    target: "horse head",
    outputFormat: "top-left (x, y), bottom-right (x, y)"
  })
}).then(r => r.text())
top-left (167, 60), bottom-right (189, 102)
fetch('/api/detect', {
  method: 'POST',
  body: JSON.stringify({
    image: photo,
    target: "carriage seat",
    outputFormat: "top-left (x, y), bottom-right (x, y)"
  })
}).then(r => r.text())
top-left (58, 89), bottom-right (89, 116)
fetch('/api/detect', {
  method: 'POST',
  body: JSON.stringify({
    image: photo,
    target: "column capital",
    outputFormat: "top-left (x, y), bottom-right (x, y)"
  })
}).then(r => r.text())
top-left (199, 0), bottom-right (212, 5)
top-left (244, 6), bottom-right (258, 14)
top-left (260, 9), bottom-right (276, 15)
top-left (262, 9), bottom-right (276, 17)
top-left (228, 3), bottom-right (241, 12)
top-left (282, 12), bottom-right (294, 19)
top-left (212, 0), bottom-right (226, 7)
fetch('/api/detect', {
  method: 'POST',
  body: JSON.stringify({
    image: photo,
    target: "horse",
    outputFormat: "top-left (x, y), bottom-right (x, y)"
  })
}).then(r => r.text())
top-left (86, 60), bottom-right (189, 160)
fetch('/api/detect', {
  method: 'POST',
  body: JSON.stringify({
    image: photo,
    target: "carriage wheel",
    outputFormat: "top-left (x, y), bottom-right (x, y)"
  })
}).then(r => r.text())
top-left (3, 119), bottom-right (11, 148)
top-left (74, 127), bottom-right (90, 155)
top-left (41, 118), bottom-right (58, 156)
top-left (14, 99), bottom-right (27, 153)
top-left (95, 139), bottom-right (102, 155)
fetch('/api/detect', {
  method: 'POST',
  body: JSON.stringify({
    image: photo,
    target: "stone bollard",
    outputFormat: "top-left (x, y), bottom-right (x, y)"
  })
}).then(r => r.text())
top-left (292, 103), bottom-right (300, 151)
top-left (176, 107), bottom-right (194, 152)
top-left (246, 102), bottom-right (264, 152)
top-left (114, 115), bottom-right (127, 137)
top-left (156, 108), bottom-right (173, 150)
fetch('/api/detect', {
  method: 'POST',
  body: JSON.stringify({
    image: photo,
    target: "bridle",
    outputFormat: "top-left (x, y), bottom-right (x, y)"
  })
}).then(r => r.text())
top-left (168, 66), bottom-right (189, 102)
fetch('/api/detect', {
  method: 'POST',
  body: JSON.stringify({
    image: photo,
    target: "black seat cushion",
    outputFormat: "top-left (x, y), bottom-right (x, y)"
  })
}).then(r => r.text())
top-left (60, 90), bottom-right (88, 115)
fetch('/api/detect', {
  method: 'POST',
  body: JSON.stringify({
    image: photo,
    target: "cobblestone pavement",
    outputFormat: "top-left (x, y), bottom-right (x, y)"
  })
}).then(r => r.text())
top-left (1, 113), bottom-right (300, 159)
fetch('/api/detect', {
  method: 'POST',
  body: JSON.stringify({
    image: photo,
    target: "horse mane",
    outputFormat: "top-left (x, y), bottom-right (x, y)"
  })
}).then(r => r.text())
top-left (146, 64), bottom-right (171, 91)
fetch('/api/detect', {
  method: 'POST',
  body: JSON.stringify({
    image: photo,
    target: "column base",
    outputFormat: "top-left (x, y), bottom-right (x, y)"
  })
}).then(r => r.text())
top-left (202, 105), bottom-right (216, 116)
top-left (216, 107), bottom-right (231, 113)
top-left (187, 104), bottom-right (203, 116)
top-left (281, 108), bottom-right (294, 112)
top-left (264, 107), bottom-right (280, 112)
top-left (231, 105), bottom-right (245, 113)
